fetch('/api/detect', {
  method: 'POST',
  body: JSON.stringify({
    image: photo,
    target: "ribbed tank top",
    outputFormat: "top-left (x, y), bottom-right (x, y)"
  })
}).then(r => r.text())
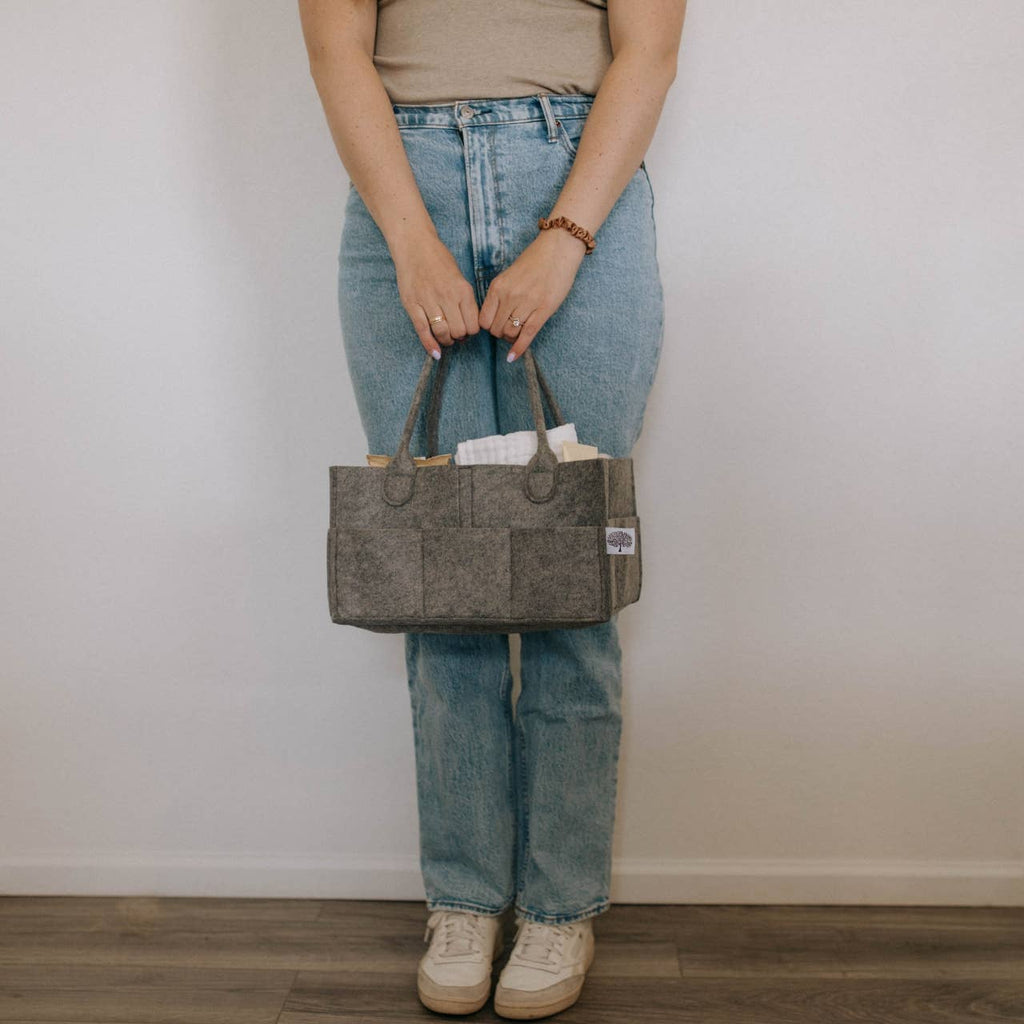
top-left (373, 0), bottom-right (612, 105)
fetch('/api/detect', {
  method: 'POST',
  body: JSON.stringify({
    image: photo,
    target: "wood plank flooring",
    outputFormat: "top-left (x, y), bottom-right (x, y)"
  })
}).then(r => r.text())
top-left (0, 898), bottom-right (1022, 1022)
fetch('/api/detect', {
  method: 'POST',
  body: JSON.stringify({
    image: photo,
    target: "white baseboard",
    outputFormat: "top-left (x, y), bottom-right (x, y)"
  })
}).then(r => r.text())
top-left (2, 854), bottom-right (1022, 905)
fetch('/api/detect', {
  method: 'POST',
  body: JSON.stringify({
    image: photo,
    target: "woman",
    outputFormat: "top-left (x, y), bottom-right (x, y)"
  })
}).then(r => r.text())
top-left (299, 0), bottom-right (686, 1018)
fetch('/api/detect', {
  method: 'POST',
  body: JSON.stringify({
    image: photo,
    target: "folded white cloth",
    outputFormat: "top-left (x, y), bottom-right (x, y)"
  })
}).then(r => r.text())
top-left (455, 422), bottom-right (579, 465)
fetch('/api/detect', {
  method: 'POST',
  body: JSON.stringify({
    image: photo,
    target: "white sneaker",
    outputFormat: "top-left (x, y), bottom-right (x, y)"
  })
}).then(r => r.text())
top-left (493, 915), bottom-right (595, 1019)
top-left (417, 909), bottom-right (505, 1015)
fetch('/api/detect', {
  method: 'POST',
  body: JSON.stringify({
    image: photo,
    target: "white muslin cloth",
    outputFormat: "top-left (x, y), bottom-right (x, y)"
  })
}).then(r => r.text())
top-left (455, 422), bottom-right (579, 466)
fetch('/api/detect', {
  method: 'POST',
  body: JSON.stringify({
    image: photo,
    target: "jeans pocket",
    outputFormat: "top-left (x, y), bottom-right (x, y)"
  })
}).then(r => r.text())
top-left (554, 115), bottom-right (587, 158)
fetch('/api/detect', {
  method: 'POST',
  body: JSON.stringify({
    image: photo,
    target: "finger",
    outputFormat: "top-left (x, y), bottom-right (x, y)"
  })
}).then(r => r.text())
top-left (504, 309), bottom-right (529, 343)
top-left (498, 297), bottom-right (534, 344)
top-left (441, 301), bottom-right (469, 342)
top-left (505, 311), bottom-right (545, 363)
top-left (478, 272), bottom-right (508, 333)
top-left (459, 287), bottom-right (481, 341)
top-left (422, 305), bottom-right (455, 348)
top-left (492, 292), bottom-right (519, 341)
top-left (501, 297), bottom-right (535, 342)
top-left (408, 306), bottom-right (443, 358)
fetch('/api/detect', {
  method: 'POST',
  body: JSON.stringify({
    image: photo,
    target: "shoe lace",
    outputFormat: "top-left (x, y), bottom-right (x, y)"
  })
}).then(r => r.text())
top-left (512, 918), bottom-right (577, 966)
top-left (424, 911), bottom-right (489, 957)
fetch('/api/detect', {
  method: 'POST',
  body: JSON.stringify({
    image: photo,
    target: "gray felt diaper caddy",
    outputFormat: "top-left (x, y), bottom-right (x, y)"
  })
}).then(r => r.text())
top-left (327, 345), bottom-right (642, 633)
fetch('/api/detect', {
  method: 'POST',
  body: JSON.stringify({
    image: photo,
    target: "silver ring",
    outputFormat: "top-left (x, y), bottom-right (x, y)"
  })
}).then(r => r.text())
top-left (508, 315), bottom-right (522, 328)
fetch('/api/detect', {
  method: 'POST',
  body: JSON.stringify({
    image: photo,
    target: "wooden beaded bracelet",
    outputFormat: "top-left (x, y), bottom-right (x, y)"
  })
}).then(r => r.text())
top-left (537, 214), bottom-right (596, 255)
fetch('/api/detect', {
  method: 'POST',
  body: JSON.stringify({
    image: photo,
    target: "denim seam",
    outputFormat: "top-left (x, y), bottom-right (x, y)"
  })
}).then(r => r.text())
top-left (395, 119), bottom-right (574, 131)
top-left (554, 120), bottom-right (583, 159)
top-left (514, 898), bottom-right (611, 926)
top-left (487, 132), bottom-right (508, 270)
top-left (514, 709), bottom-right (531, 903)
top-left (395, 110), bottom-right (598, 131)
top-left (463, 128), bottom-right (486, 286)
top-left (499, 659), bottom-right (517, 906)
top-left (427, 896), bottom-right (514, 917)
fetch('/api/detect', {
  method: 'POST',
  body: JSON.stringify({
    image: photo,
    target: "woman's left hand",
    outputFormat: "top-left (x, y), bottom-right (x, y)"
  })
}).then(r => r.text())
top-left (477, 228), bottom-right (588, 362)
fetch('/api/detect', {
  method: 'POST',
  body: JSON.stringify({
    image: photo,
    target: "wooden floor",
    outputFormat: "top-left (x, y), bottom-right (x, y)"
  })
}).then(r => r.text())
top-left (0, 898), bottom-right (1022, 1022)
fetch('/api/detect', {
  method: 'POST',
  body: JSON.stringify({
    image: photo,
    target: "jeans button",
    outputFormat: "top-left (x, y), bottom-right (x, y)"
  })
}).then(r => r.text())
top-left (460, 105), bottom-right (477, 118)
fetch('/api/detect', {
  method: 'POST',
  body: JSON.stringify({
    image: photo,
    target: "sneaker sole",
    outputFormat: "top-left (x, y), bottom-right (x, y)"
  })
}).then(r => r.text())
top-left (417, 968), bottom-right (492, 1015)
top-left (416, 927), bottom-right (505, 1015)
top-left (493, 942), bottom-right (595, 1019)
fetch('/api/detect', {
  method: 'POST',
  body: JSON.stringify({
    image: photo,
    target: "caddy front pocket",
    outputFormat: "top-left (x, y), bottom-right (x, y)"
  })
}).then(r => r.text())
top-left (422, 528), bottom-right (511, 619)
top-left (330, 526), bottom-right (423, 620)
top-left (510, 526), bottom-right (605, 621)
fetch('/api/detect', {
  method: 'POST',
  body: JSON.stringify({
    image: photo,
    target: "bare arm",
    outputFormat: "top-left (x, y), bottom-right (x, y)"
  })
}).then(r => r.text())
top-left (298, 0), bottom-right (479, 355)
top-left (549, 0), bottom-right (687, 238)
top-left (298, 0), bottom-right (435, 256)
top-left (478, 0), bottom-right (688, 360)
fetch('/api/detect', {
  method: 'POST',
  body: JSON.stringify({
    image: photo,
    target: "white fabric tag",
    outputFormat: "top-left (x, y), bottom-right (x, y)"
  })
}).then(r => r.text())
top-left (605, 526), bottom-right (636, 555)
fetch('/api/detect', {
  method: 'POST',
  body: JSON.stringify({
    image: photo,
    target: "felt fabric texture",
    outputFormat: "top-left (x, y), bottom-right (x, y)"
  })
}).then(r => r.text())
top-left (327, 348), bottom-right (642, 633)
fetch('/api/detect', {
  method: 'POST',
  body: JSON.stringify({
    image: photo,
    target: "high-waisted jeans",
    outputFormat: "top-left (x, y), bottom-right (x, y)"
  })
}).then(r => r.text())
top-left (337, 93), bottom-right (664, 925)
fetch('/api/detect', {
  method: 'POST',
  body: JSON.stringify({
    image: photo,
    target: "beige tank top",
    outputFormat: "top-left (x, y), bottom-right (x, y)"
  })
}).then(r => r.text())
top-left (373, 0), bottom-right (612, 105)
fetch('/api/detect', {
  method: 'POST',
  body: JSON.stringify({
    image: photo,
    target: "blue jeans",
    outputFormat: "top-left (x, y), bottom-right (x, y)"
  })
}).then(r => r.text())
top-left (337, 93), bottom-right (664, 924)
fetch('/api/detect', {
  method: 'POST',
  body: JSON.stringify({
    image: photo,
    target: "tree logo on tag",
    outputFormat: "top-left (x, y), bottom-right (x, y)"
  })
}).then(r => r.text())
top-left (605, 527), bottom-right (635, 554)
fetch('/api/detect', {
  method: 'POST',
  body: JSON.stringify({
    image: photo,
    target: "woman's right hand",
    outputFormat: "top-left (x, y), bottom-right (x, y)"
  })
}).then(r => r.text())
top-left (393, 236), bottom-right (481, 358)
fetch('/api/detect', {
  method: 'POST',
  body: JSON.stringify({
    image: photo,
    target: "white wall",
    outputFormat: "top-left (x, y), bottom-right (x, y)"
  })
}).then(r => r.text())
top-left (1, 1), bottom-right (1021, 904)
